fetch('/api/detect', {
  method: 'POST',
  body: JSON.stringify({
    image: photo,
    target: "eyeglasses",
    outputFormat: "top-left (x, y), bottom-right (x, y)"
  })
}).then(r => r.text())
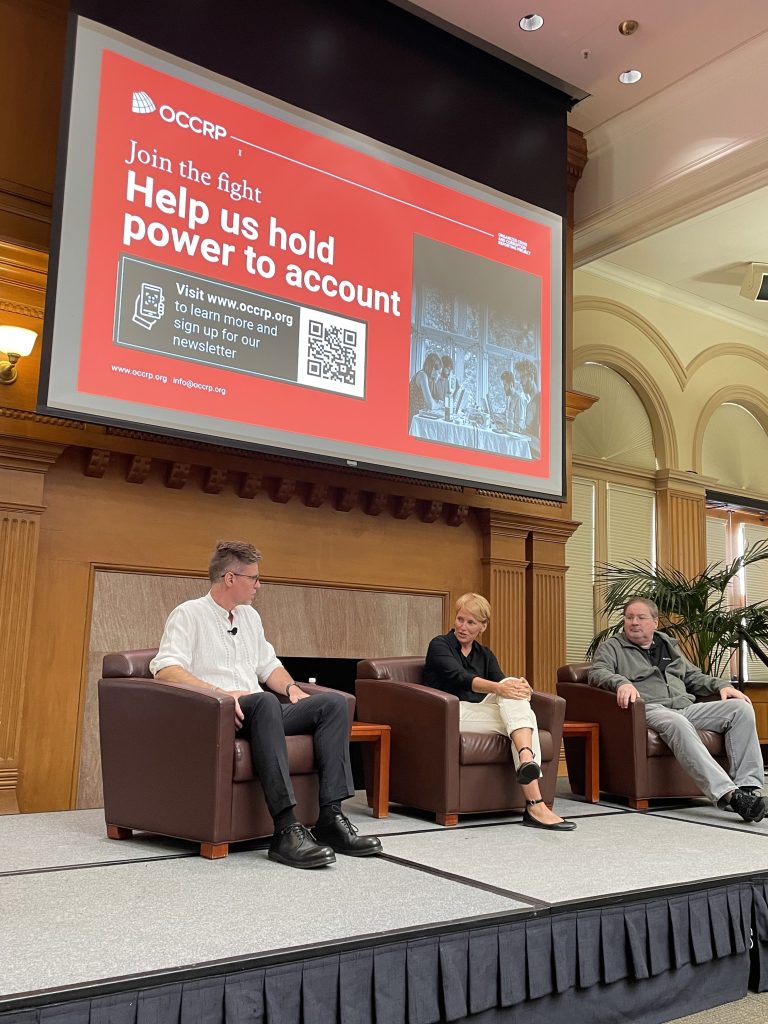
top-left (224, 572), bottom-right (261, 583)
top-left (624, 614), bottom-right (654, 622)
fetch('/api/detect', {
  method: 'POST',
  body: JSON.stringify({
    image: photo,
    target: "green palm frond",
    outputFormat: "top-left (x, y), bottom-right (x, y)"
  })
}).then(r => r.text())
top-left (587, 542), bottom-right (768, 676)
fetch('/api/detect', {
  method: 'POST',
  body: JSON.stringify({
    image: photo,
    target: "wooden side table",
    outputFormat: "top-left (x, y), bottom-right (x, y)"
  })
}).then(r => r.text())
top-left (742, 683), bottom-right (768, 744)
top-left (350, 721), bottom-right (391, 817)
top-left (562, 721), bottom-right (600, 802)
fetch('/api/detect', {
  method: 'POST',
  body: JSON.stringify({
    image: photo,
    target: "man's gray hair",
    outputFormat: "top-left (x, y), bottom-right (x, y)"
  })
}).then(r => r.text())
top-left (623, 595), bottom-right (659, 618)
top-left (209, 540), bottom-right (262, 582)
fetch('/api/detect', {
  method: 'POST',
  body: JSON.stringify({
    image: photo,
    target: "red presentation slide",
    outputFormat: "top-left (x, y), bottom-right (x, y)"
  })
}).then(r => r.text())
top-left (77, 47), bottom-right (554, 478)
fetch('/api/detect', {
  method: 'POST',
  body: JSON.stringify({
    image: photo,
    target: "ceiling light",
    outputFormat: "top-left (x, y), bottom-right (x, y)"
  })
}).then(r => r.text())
top-left (519, 14), bottom-right (544, 32)
top-left (618, 69), bottom-right (642, 85)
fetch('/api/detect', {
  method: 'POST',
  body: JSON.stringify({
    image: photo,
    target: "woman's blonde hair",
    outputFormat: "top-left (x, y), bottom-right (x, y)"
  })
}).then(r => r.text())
top-left (455, 592), bottom-right (491, 624)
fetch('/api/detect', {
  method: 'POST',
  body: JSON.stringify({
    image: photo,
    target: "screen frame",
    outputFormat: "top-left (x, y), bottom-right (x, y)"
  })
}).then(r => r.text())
top-left (38, 15), bottom-right (566, 501)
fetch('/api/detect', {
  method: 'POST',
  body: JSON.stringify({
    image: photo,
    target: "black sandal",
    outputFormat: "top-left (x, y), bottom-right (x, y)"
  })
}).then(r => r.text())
top-left (522, 798), bottom-right (576, 831)
top-left (516, 746), bottom-right (541, 785)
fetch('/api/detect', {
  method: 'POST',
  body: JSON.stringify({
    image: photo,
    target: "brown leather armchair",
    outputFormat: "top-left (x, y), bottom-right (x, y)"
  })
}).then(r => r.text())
top-left (98, 650), bottom-right (355, 858)
top-left (355, 657), bottom-right (565, 824)
top-left (556, 663), bottom-right (729, 808)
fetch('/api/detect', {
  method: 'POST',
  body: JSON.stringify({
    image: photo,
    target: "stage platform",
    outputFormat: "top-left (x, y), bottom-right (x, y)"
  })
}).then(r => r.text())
top-left (2, 786), bottom-right (768, 1024)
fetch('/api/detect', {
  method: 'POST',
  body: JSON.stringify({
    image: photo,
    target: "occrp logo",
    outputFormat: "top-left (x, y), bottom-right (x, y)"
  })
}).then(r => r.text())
top-left (158, 104), bottom-right (227, 140)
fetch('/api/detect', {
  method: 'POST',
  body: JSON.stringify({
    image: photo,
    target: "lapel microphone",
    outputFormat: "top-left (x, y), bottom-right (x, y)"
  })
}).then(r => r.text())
top-left (227, 626), bottom-right (238, 636)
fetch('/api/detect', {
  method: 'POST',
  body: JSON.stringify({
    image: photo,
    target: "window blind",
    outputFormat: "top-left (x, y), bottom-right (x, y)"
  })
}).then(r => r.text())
top-left (607, 483), bottom-right (655, 567)
top-left (742, 522), bottom-right (768, 682)
top-left (566, 477), bottom-right (596, 662)
top-left (706, 516), bottom-right (728, 570)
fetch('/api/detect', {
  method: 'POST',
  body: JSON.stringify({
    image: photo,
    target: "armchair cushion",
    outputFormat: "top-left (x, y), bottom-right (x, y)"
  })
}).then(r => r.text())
top-left (233, 735), bottom-right (316, 781)
top-left (646, 729), bottom-right (724, 758)
top-left (459, 730), bottom-right (555, 766)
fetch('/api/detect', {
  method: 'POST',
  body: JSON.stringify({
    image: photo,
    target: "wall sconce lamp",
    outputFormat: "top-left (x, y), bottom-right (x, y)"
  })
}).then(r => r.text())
top-left (0, 325), bottom-right (38, 385)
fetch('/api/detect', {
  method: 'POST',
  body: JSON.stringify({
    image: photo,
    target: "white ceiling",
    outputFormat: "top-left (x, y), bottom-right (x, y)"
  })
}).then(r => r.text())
top-left (401, 1), bottom-right (768, 329)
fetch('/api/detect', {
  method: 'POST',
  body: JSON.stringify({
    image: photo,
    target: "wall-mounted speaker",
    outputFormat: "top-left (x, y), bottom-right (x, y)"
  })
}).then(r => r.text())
top-left (739, 263), bottom-right (768, 301)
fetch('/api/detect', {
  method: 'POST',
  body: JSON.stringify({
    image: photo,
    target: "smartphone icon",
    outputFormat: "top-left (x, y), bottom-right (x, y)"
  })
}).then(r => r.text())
top-left (133, 282), bottom-right (165, 329)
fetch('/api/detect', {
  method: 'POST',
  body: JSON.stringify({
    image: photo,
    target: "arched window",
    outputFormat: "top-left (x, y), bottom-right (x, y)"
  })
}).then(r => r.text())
top-left (702, 403), bottom-right (768, 493)
top-left (573, 363), bottom-right (656, 470)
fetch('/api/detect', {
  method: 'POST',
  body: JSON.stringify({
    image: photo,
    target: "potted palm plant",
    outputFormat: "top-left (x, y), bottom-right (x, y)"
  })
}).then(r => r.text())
top-left (585, 539), bottom-right (768, 678)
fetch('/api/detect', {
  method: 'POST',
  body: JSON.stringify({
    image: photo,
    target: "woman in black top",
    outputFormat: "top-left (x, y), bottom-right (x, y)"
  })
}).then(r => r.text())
top-left (425, 593), bottom-right (574, 831)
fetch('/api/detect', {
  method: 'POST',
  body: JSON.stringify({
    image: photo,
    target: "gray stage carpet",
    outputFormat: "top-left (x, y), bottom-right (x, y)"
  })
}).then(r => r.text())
top-left (1, 789), bottom-right (766, 1002)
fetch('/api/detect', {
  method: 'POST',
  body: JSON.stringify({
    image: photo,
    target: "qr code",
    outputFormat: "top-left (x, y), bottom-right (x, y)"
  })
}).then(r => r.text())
top-left (297, 308), bottom-right (366, 397)
top-left (306, 319), bottom-right (357, 384)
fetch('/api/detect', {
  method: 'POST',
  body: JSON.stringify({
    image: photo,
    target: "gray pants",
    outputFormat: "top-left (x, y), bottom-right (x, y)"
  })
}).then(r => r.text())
top-left (644, 699), bottom-right (764, 804)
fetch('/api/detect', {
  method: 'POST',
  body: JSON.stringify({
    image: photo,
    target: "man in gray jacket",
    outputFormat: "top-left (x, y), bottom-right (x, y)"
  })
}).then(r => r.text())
top-left (589, 597), bottom-right (765, 822)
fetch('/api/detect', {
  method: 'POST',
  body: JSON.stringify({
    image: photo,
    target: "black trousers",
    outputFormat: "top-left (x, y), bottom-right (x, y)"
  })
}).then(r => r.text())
top-left (236, 690), bottom-right (354, 818)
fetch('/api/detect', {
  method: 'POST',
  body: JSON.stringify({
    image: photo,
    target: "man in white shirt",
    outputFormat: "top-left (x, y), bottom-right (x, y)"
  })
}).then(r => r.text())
top-left (150, 540), bottom-right (382, 868)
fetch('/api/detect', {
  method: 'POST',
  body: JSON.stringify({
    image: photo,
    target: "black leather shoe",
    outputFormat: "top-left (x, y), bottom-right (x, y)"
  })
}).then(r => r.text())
top-left (729, 790), bottom-right (766, 823)
top-left (516, 761), bottom-right (541, 785)
top-left (268, 822), bottom-right (336, 868)
top-left (516, 746), bottom-right (540, 785)
top-left (521, 799), bottom-right (576, 831)
top-left (313, 813), bottom-right (383, 856)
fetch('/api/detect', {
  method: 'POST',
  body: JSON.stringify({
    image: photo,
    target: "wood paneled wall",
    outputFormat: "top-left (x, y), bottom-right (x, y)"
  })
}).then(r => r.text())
top-left (78, 569), bottom-right (444, 808)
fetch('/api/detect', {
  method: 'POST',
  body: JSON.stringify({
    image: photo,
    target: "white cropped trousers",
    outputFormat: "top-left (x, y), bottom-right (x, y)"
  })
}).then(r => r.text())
top-left (458, 694), bottom-right (541, 773)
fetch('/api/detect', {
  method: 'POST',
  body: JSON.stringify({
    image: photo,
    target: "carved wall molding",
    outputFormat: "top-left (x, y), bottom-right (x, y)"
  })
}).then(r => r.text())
top-left (304, 482), bottom-right (328, 508)
top-left (3, 412), bottom-right (571, 528)
top-left (686, 342), bottom-right (768, 380)
top-left (565, 390), bottom-right (598, 421)
top-left (125, 455), bottom-right (152, 484)
top-left (84, 449), bottom-right (110, 479)
top-left (267, 476), bottom-right (296, 504)
top-left (574, 296), bottom-right (687, 388)
top-left (238, 472), bottom-right (261, 499)
top-left (393, 496), bottom-right (416, 520)
top-left (364, 491), bottom-right (388, 516)
top-left (0, 299), bottom-right (45, 318)
top-left (474, 488), bottom-right (564, 507)
top-left (166, 462), bottom-right (191, 489)
top-left (72, 447), bottom-right (482, 527)
top-left (334, 487), bottom-right (359, 513)
top-left (420, 500), bottom-right (443, 523)
top-left (0, 497), bottom-right (44, 517)
top-left (0, 407), bottom-right (86, 428)
top-left (445, 504), bottom-right (469, 527)
top-left (202, 467), bottom-right (227, 494)
top-left (567, 127), bottom-right (589, 193)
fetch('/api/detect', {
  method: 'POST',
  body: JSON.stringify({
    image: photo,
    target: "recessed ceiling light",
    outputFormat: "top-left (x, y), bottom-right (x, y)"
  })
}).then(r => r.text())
top-left (519, 14), bottom-right (544, 32)
top-left (618, 69), bottom-right (642, 85)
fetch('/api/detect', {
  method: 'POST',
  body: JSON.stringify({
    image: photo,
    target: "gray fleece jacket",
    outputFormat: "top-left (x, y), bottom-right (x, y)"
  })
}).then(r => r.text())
top-left (588, 631), bottom-right (727, 709)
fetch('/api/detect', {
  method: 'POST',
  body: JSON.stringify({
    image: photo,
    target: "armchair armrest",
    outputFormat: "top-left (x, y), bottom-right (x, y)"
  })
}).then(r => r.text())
top-left (98, 675), bottom-right (235, 843)
top-left (556, 679), bottom-right (648, 797)
top-left (355, 677), bottom-right (460, 809)
top-left (280, 682), bottom-right (355, 729)
top-left (530, 689), bottom-right (566, 741)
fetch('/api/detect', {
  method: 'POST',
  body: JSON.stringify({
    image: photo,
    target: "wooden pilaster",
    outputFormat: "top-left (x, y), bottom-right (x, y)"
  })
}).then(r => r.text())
top-left (0, 438), bottom-right (63, 812)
